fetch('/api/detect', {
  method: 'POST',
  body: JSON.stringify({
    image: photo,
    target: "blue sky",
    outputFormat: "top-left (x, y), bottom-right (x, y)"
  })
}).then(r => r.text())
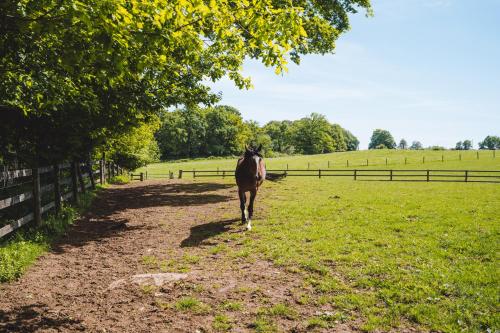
top-left (210, 0), bottom-right (500, 149)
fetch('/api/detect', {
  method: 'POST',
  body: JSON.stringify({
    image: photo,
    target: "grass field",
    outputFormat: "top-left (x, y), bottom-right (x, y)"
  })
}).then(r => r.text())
top-left (238, 177), bottom-right (499, 332)
top-left (141, 150), bottom-right (499, 332)
top-left (138, 149), bottom-right (498, 176)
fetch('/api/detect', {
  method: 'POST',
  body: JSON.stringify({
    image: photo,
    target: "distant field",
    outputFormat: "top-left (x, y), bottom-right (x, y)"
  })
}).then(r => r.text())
top-left (138, 150), bottom-right (499, 176)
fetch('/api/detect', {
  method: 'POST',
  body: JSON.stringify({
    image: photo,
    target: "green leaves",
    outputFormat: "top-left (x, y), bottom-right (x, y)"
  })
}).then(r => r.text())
top-left (0, 0), bottom-right (371, 165)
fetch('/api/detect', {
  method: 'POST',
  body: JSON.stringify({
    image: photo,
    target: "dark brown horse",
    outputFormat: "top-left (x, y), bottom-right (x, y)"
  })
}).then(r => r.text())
top-left (235, 145), bottom-right (266, 231)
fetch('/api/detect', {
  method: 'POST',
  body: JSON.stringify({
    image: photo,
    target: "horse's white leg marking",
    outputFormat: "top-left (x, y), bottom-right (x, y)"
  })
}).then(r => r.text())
top-left (244, 208), bottom-right (248, 222)
top-left (246, 219), bottom-right (252, 231)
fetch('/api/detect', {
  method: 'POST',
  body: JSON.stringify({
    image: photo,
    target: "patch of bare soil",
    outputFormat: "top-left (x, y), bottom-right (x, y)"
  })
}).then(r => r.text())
top-left (0, 180), bottom-right (356, 333)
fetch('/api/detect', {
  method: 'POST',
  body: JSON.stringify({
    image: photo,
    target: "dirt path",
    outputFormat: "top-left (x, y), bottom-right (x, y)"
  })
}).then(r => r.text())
top-left (0, 180), bottom-right (353, 333)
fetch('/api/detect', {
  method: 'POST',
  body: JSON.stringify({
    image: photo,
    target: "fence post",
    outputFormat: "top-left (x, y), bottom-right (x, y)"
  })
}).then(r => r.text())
top-left (366, 159), bottom-right (368, 166)
top-left (426, 170), bottom-right (430, 182)
top-left (347, 160), bottom-right (349, 167)
top-left (71, 161), bottom-right (79, 203)
top-left (193, 170), bottom-right (196, 179)
top-left (223, 170), bottom-right (226, 178)
top-left (477, 151), bottom-right (479, 159)
top-left (32, 167), bottom-right (42, 226)
top-left (465, 170), bottom-right (468, 182)
top-left (53, 164), bottom-right (61, 214)
top-left (390, 170), bottom-right (393, 181)
top-left (318, 169), bottom-right (321, 178)
top-left (100, 158), bottom-right (104, 184)
top-left (459, 154), bottom-right (461, 161)
top-left (405, 157), bottom-right (407, 165)
top-left (77, 163), bottom-right (86, 194)
top-left (217, 167), bottom-right (219, 175)
top-left (328, 161), bottom-right (330, 168)
top-left (423, 156), bottom-right (425, 164)
top-left (442, 155), bottom-right (444, 162)
top-left (178, 170), bottom-right (183, 179)
top-left (87, 160), bottom-right (95, 189)
top-left (287, 164), bottom-right (289, 170)
top-left (354, 169), bottom-right (357, 180)
top-left (308, 162), bottom-right (310, 169)
top-left (140, 172), bottom-right (144, 181)
top-left (107, 162), bottom-right (111, 182)
top-left (386, 158), bottom-right (388, 165)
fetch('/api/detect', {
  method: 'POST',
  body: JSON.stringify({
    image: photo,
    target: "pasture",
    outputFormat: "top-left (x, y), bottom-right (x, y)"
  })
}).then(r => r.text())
top-left (1, 150), bottom-right (498, 332)
top-left (139, 149), bottom-right (498, 176)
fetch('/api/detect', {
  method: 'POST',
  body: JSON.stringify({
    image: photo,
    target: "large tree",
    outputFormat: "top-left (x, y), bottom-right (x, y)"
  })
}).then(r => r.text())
top-left (368, 129), bottom-right (396, 149)
top-left (479, 135), bottom-right (500, 149)
top-left (1, 0), bottom-right (372, 166)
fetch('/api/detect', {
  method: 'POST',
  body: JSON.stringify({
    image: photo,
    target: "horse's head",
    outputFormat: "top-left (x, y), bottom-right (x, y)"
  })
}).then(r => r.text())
top-left (244, 144), bottom-right (264, 181)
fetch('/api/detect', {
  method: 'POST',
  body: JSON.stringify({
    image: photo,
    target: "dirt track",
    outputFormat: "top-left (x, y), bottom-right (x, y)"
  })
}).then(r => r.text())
top-left (0, 180), bottom-right (354, 333)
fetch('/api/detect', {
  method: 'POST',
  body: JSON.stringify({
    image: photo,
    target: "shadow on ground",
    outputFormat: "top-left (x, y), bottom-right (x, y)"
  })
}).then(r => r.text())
top-left (180, 218), bottom-right (241, 247)
top-left (0, 303), bottom-right (84, 333)
top-left (51, 181), bottom-right (236, 253)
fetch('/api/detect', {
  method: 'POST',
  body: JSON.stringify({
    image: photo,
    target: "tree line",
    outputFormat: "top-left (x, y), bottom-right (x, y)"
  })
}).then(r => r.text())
top-left (155, 107), bottom-right (359, 159)
top-left (369, 129), bottom-right (499, 151)
top-left (0, 0), bottom-right (371, 170)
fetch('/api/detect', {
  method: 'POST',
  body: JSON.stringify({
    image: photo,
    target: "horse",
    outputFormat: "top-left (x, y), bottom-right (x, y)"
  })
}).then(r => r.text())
top-left (235, 145), bottom-right (266, 231)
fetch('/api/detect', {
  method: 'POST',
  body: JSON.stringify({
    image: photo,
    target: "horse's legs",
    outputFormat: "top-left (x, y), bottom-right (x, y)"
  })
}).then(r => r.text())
top-left (247, 189), bottom-right (257, 231)
top-left (238, 189), bottom-right (247, 223)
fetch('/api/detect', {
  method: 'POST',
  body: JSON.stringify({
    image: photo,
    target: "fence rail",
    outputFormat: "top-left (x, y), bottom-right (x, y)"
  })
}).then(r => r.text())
top-left (173, 169), bottom-right (500, 183)
top-left (0, 159), bottom-right (124, 240)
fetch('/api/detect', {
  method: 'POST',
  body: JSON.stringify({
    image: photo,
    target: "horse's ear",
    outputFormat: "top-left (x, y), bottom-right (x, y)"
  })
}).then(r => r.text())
top-left (256, 144), bottom-right (263, 152)
top-left (244, 145), bottom-right (251, 153)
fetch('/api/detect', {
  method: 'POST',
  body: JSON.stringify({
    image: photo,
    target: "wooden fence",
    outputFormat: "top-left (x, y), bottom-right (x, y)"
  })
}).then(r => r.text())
top-left (0, 160), bottom-right (123, 239)
top-left (174, 169), bottom-right (500, 183)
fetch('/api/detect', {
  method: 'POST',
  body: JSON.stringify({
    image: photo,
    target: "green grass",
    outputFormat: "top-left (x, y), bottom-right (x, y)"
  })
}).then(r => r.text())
top-left (212, 314), bottom-right (233, 331)
top-left (243, 175), bottom-right (499, 332)
top-left (173, 296), bottom-right (211, 313)
top-left (0, 190), bottom-right (98, 282)
top-left (108, 174), bottom-right (130, 185)
top-left (138, 149), bottom-right (498, 176)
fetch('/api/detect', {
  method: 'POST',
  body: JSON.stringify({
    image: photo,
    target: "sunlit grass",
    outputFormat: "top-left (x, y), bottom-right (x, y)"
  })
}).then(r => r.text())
top-left (0, 190), bottom-right (98, 282)
top-left (138, 149), bottom-right (499, 176)
top-left (242, 177), bottom-right (499, 332)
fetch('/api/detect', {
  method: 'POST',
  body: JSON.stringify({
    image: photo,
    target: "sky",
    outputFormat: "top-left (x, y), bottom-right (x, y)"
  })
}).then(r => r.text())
top-left (210, 0), bottom-right (500, 149)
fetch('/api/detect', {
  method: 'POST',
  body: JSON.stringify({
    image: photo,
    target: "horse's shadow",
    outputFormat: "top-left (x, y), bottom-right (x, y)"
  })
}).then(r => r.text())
top-left (180, 218), bottom-right (241, 247)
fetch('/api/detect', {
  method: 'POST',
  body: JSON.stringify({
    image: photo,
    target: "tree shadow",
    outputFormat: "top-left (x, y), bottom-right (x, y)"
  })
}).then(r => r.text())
top-left (0, 303), bottom-right (84, 333)
top-left (49, 181), bottom-right (236, 253)
top-left (180, 218), bottom-right (241, 248)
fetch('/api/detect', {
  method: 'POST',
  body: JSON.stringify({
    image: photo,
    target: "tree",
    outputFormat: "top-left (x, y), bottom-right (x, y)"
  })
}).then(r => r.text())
top-left (263, 120), bottom-right (293, 153)
top-left (368, 129), bottom-right (396, 149)
top-left (1, 0), bottom-right (372, 167)
top-left (106, 122), bottom-right (160, 170)
top-left (479, 135), bottom-right (500, 149)
top-left (462, 140), bottom-right (472, 150)
top-left (398, 139), bottom-right (408, 150)
top-left (455, 141), bottom-right (463, 150)
top-left (410, 141), bottom-right (423, 150)
top-left (342, 129), bottom-right (360, 151)
top-left (290, 113), bottom-right (336, 154)
top-left (203, 106), bottom-right (248, 156)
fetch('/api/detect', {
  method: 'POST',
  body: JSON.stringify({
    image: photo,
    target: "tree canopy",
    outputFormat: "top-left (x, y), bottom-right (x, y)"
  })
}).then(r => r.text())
top-left (155, 108), bottom-right (359, 159)
top-left (368, 129), bottom-right (396, 149)
top-left (0, 0), bottom-right (372, 167)
top-left (478, 136), bottom-right (499, 150)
